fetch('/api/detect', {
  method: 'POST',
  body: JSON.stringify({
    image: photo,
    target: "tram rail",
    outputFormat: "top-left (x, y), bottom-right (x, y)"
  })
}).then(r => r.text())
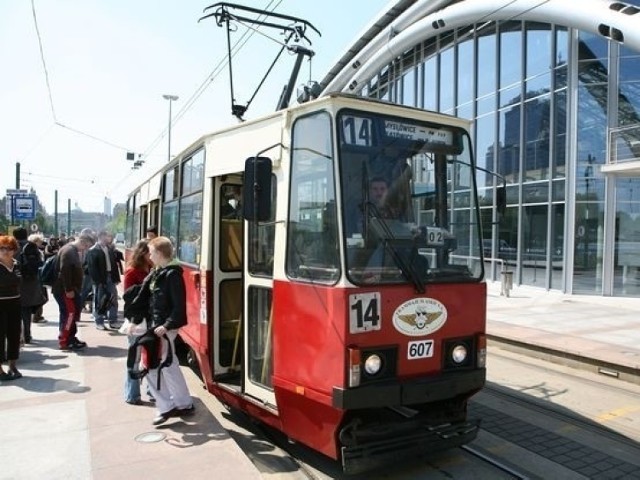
top-left (460, 444), bottom-right (530, 480)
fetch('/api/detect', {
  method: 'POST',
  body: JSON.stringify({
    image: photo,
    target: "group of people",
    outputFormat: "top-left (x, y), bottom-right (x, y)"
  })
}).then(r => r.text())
top-left (0, 225), bottom-right (193, 426)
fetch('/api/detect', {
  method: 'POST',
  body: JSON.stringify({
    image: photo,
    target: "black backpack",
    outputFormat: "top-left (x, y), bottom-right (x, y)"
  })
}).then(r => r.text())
top-left (19, 242), bottom-right (42, 279)
top-left (39, 254), bottom-right (59, 286)
top-left (123, 276), bottom-right (152, 321)
top-left (127, 329), bottom-right (173, 389)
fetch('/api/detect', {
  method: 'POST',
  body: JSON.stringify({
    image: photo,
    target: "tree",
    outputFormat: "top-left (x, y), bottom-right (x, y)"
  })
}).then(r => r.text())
top-left (34, 211), bottom-right (52, 235)
top-left (106, 209), bottom-right (126, 234)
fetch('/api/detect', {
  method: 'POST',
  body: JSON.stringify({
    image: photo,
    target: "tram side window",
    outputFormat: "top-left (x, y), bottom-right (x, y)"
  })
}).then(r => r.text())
top-left (177, 150), bottom-right (204, 264)
top-left (164, 166), bottom-right (179, 201)
top-left (161, 200), bottom-right (179, 246)
top-left (161, 165), bottom-right (181, 248)
top-left (286, 112), bottom-right (340, 283)
top-left (220, 184), bottom-right (244, 272)
top-left (247, 286), bottom-right (273, 389)
top-left (182, 149), bottom-right (204, 196)
top-left (248, 176), bottom-right (277, 277)
top-left (178, 193), bottom-right (202, 264)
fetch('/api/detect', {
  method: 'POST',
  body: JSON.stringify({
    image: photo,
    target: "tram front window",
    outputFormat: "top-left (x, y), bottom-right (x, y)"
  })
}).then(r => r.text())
top-left (338, 111), bottom-right (483, 287)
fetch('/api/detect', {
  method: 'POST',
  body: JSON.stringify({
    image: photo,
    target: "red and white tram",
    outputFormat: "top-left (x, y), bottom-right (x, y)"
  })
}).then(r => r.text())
top-left (125, 93), bottom-right (491, 473)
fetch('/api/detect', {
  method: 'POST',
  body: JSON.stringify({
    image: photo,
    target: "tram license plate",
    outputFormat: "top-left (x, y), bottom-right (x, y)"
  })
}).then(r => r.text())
top-left (407, 339), bottom-right (434, 360)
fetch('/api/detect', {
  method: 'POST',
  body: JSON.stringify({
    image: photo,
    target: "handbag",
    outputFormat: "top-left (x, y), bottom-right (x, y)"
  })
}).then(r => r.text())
top-left (119, 318), bottom-right (148, 336)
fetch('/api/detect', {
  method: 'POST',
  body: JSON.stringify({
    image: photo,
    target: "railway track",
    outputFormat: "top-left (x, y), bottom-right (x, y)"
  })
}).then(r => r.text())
top-left (460, 444), bottom-right (530, 480)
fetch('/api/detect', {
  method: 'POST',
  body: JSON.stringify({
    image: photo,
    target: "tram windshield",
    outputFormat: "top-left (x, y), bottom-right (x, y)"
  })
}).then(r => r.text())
top-left (338, 110), bottom-right (483, 289)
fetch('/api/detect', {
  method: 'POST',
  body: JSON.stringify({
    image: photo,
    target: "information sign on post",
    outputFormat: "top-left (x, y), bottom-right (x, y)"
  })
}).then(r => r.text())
top-left (13, 195), bottom-right (36, 221)
top-left (6, 189), bottom-right (29, 223)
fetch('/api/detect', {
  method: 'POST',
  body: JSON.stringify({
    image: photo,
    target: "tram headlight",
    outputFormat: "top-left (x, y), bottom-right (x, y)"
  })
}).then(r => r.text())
top-left (451, 345), bottom-right (468, 364)
top-left (363, 354), bottom-right (382, 375)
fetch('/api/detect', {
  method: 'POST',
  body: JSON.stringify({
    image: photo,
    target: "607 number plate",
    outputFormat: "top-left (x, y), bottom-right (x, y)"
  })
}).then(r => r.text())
top-left (407, 339), bottom-right (434, 360)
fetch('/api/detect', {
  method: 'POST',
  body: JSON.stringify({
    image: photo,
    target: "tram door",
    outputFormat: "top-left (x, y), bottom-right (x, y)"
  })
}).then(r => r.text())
top-left (213, 175), bottom-right (276, 407)
top-left (214, 178), bottom-right (244, 383)
top-left (242, 174), bottom-right (277, 407)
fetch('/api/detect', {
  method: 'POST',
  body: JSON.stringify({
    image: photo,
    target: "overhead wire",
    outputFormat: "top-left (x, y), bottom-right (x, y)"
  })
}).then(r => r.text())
top-left (55, 122), bottom-right (133, 151)
top-left (17, 124), bottom-right (55, 163)
top-left (21, 0), bottom-right (133, 186)
top-left (30, 0), bottom-right (57, 123)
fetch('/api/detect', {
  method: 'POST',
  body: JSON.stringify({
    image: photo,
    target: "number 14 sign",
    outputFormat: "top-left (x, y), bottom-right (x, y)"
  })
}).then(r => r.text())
top-left (349, 292), bottom-right (381, 333)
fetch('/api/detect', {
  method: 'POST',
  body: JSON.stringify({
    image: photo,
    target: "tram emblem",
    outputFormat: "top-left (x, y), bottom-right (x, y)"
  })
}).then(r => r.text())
top-left (393, 298), bottom-right (447, 337)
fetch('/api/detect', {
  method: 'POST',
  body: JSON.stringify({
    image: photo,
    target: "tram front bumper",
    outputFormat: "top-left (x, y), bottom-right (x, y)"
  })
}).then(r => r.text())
top-left (332, 369), bottom-right (485, 409)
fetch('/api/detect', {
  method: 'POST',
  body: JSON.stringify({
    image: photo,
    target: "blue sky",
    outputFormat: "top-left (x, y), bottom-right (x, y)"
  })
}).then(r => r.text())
top-left (1, 0), bottom-right (389, 215)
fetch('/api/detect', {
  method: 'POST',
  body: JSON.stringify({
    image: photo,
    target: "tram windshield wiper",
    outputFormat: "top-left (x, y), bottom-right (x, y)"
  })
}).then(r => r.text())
top-left (366, 202), bottom-right (425, 294)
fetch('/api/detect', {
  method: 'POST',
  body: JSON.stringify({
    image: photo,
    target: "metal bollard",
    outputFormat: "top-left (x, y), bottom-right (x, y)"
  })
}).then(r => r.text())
top-left (501, 270), bottom-right (513, 297)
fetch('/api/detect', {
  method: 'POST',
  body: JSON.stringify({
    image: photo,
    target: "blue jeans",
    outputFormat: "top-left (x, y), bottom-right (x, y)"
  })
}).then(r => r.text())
top-left (125, 334), bottom-right (141, 402)
top-left (124, 333), bottom-right (153, 403)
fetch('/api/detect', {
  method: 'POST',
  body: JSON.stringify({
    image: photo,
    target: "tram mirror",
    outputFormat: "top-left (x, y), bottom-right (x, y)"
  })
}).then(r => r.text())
top-left (496, 186), bottom-right (506, 216)
top-left (243, 156), bottom-right (272, 221)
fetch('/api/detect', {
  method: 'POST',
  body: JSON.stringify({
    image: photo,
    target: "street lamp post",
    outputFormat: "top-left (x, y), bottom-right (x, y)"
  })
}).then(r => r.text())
top-left (162, 94), bottom-right (179, 163)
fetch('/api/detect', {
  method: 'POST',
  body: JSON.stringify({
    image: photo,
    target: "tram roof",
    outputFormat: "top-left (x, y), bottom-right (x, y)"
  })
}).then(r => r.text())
top-left (126, 92), bottom-right (470, 197)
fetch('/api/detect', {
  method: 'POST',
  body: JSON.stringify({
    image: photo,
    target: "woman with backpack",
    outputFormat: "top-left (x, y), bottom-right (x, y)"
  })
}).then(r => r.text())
top-left (146, 236), bottom-right (194, 426)
top-left (12, 228), bottom-right (46, 344)
top-left (122, 239), bottom-right (154, 406)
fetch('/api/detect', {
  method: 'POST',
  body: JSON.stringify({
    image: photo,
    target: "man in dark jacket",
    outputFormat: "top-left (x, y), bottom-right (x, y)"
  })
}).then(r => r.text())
top-left (52, 232), bottom-right (94, 350)
top-left (86, 230), bottom-right (121, 330)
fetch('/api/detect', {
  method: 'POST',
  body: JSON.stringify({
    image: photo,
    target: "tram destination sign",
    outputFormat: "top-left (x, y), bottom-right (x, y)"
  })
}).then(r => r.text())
top-left (340, 114), bottom-right (459, 154)
top-left (384, 120), bottom-right (453, 146)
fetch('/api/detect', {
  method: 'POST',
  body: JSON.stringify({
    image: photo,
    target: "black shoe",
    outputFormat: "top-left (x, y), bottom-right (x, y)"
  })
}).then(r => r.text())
top-left (126, 399), bottom-right (143, 406)
top-left (152, 408), bottom-right (177, 426)
top-left (177, 405), bottom-right (195, 416)
top-left (70, 341), bottom-right (87, 350)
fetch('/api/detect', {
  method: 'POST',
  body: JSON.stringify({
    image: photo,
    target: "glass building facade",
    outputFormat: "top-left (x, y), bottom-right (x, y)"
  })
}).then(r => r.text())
top-left (361, 2), bottom-right (640, 296)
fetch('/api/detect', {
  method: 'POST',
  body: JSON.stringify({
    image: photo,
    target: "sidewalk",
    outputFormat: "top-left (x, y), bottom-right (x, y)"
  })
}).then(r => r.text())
top-left (486, 281), bottom-right (640, 384)
top-left (0, 299), bottom-right (261, 480)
